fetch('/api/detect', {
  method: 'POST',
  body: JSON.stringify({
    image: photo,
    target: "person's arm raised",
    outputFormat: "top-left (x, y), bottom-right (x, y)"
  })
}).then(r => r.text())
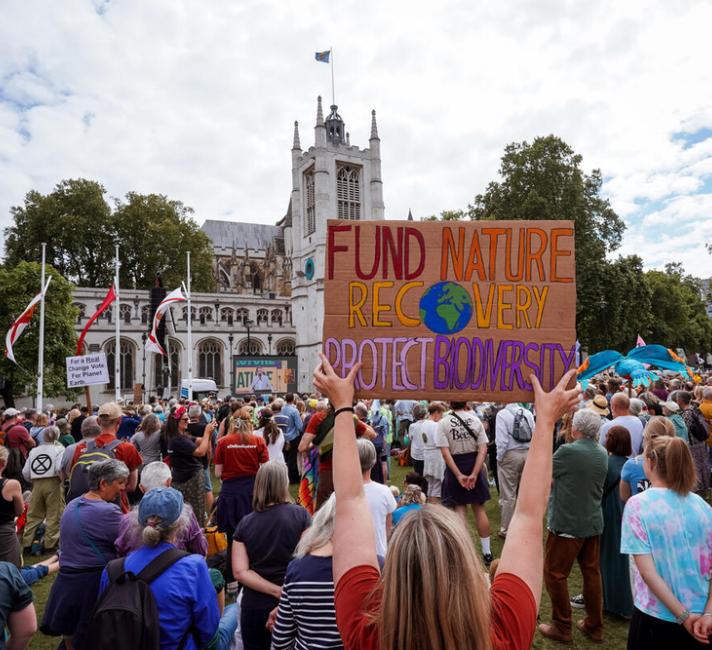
top-left (495, 369), bottom-right (581, 608)
top-left (313, 353), bottom-right (378, 584)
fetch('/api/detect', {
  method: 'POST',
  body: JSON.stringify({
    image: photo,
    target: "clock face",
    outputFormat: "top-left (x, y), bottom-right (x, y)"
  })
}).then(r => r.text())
top-left (304, 257), bottom-right (315, 280)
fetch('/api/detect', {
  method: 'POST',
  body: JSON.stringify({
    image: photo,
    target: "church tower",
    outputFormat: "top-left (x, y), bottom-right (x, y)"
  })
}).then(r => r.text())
top-left (283, 96), bottom-right (385, 391)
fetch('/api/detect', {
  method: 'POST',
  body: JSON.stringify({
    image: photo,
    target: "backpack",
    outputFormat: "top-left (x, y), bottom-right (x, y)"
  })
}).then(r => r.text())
top-left (67, 438), bottom-right (122, 502)
top-left (88, 547), bottom-right (189, 650)
top-left (369, 411), bottom-right (389, 452)
top-left (689, 407), bottom-right (710, 443)
top-left (511, 408), bottom-right (533, 443)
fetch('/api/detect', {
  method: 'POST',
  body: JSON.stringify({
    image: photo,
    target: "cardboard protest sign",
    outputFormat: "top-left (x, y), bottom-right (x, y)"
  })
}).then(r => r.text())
top-left (323, 219), bottom-right (577, 401)
top-left (66, 353), bottom-right (110, 388)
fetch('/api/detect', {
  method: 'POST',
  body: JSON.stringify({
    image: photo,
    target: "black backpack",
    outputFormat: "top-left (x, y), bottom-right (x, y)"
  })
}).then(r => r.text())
top-left (67, 438), bottom-right (122, 502)
top-left (689, 407), bottom-right (710, 443)
top-left (512, 408), bottom-right (533, 443)
top-left (88, 547), bottom-right (189, 650)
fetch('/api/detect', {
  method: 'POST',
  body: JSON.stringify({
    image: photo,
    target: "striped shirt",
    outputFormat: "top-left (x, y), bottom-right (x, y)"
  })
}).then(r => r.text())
top-left (271, 554), bottom-right (344, 650)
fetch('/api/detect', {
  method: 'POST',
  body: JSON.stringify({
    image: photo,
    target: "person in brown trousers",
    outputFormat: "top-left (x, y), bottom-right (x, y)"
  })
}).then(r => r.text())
top-left (539, 408), bottom-right (608, 644)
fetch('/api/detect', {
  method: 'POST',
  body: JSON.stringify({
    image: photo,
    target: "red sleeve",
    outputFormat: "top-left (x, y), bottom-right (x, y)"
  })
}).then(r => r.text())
top-left (305, 412), bottom-right (325, 435)
top-left (355, 418), bottom-right (368, 436)
top-left (489, 573), bottom-right (537, 650)
top-left (334, 565), bottom-right (381, 650)
top-left (257, 438), bottom-right (269, 464)
top-left (116, 442), bottom-right (142, 472)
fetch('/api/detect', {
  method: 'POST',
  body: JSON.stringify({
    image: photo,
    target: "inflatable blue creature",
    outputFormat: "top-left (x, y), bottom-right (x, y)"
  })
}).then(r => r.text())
top-left (577, 344), bottom-right (693, 388)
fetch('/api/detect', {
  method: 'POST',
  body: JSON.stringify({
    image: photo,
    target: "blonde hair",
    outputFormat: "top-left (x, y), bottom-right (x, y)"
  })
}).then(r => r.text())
top-left (644, 436), bottom-right (697, 495)
top-left (0, 446), bottom-right (8, 468)
top-left (295, 493), bottom-right (334, 557)
top-left (229, 406), bottom-right (254, 443)
top-left (399, 484), bottom-right (424, 506)
top-left (253, 461), bottom-right (292, 512)
top-left (643, 415), bottom-right (675, 442)
top-left (36, 413), bottom-right (49, 427)
top-left (377, 505), bottom-right (491, 650)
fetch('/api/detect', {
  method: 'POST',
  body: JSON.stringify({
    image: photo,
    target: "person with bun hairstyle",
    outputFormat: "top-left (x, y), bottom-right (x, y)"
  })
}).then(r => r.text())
top-left (621, 435), bottom-right (712, 647)
top-left (99, 487), bottom-right (219, 649)
top-left (313, 353), bottom-right (581, 650)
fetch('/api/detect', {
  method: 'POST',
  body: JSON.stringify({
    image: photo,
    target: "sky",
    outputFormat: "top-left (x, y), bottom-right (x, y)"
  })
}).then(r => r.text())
top-left (1, 0), bottom-right (711, 276)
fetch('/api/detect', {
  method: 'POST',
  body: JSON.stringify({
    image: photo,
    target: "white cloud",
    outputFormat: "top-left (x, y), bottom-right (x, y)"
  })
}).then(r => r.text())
top-left (0, 0), bottom-right (711, 275)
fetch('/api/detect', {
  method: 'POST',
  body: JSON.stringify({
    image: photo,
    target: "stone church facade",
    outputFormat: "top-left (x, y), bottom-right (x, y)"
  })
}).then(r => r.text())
top-left (72, 96), bottom-right (385, 400)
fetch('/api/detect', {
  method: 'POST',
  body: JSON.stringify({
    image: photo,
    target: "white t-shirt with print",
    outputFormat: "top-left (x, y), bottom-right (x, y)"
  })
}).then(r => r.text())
top-left (436, 410), bottom-right (488, 456)
top-left (363, 480), bottom-right (397, 557)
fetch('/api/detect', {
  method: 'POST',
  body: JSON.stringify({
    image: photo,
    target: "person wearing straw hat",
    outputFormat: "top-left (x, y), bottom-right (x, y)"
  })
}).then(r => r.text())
top-left (587, 395), bottom-right (610, 419)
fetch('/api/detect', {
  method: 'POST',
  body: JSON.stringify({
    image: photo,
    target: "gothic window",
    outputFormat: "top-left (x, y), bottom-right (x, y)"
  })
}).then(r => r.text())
top-left (153, 342), bottom-right (181, 390)
top-left (238, 339), bottom-right (263, 356)
top-left (73, 303), bottom-right (85, 324)
top-left (198, 339), bottom-right (223, 385)
top-left (120, 304), bottom-right (132, 325)
top-left (198, 306), bottom-right (213, 325)
top-left (182, 306), bottom-right (197, 322)
top-left (220, 308), bottom-right (234, 326)
top-left (235, 308), bottom-right (249, 324)
top-left (141, 305), bottom-right (150, 325)
top-left (304, 170), bottom-right (316, 236)
top-left (256, 309), bottom-right (269, 325)
top-left (105, 339), bottom-right (135, 391)
top-left (276, 339), bottom-right (296, 356)
top-left (337, 166), bottom-right (360, 220)
top-left (270, 309), bottom-right (283, 326)
top-left (100, 304), bottom-right (113, 324)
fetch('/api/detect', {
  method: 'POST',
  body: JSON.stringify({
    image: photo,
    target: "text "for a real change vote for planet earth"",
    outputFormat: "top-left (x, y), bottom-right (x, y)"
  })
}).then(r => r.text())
top-left (323, 219), bottom-right (577, 402)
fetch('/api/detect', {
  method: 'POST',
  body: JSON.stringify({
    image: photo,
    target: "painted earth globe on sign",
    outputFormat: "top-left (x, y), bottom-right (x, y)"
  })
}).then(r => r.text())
top-left (418, 281), bottom-right (473, 334)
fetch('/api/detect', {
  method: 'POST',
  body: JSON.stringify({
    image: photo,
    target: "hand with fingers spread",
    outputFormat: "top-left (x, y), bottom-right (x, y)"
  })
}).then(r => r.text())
top-left (530, 368), bottom-right (581, 426)
top-left (313, 353), bottom-right (362, 409)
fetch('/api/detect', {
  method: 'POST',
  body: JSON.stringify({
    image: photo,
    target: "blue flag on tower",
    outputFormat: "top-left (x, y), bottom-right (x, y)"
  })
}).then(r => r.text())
top-left (315, 50), bottom-right (331, 63)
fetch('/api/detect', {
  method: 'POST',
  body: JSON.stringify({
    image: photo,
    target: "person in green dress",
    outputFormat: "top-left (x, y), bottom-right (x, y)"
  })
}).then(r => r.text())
top-left (600, 425), bottom-right (634, 618)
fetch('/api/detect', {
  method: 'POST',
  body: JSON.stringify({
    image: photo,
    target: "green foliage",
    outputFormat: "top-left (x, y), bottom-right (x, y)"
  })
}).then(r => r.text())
top-left (5, 179), bottom-right (216, 292)
top-left (0, 262), bottom-right (79, 405)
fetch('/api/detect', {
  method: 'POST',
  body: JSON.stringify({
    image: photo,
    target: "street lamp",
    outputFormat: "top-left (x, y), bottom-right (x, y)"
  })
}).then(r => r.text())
top-left (214, 300), bottom-right (220, 323)
top-left (133, 297), bottom-right (140, 320)
top-left (141, 331), bottom-right (147, 403)
top-left (245, 318), bottom-right (253, 356)
top-left (228, 333), bottom-right (234, 393)
top-left (267, 333), bottom-right (273, 355)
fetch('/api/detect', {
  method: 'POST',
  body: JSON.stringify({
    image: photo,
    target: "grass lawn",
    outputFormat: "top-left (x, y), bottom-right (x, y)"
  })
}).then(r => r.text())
top-left (26, 465), bottom-right (632, 649)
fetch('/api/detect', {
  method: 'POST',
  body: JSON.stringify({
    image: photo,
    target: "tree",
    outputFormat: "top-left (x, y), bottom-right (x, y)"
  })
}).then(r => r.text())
top-left (112, 192), bottom-right (215, 291)
top-left (0, 263), bottom-right (79, 406)
top-left (5, 179), bottom-right (216, 291)
top-left (467, 136), bottom-right (627, 350)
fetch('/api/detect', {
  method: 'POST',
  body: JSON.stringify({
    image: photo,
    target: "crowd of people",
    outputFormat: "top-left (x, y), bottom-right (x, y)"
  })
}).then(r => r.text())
top-left (0, 366), bottom-right (710, 648)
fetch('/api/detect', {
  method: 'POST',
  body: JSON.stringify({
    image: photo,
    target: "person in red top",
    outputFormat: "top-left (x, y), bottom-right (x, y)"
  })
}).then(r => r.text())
top-left (215, 405), bottom-right (270, 586)
top-left (2, 409), bottom-right (36, 460)
top-left (70, 402), bottom-right (141, 513)
top-left (299, 400), bottom-right (375, 509)
top-left (312, 354), bottom-right (582, 650)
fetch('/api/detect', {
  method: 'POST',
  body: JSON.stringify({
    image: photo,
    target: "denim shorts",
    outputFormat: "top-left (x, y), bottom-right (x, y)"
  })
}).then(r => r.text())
top-left (204, 467), bottom-right (212, 491)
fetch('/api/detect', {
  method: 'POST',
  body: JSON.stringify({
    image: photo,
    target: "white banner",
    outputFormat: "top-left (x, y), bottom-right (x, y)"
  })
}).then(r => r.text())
top-left (66, 353), bottom-right (110, 388)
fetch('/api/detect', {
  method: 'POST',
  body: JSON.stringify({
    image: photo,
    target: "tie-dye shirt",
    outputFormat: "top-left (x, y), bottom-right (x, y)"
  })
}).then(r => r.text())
top-left (621, 487), bottom-right (712, 622)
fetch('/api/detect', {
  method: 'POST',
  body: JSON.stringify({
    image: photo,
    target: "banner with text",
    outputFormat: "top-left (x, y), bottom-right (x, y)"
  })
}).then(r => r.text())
top-left (233, 356), bottom-right (298, 395)
top-left (323, 219), bottom-right (577, 401)
top-left (66, 353), bottom-right (110, 389)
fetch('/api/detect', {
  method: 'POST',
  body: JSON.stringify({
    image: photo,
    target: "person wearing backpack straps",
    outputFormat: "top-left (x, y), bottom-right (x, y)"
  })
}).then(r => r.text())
top-left (41, 459), bottom-right (128, 649)
top-left (66, 402), bottom-right (142, 513)
top-left (95, 487), bottom-right (220, 650)
top-left (495, 403), bottom-right (535, 540)
top-left (672, 390), bottom-right (711, 496)
top-left (436, 401), bottom-right (494, 566)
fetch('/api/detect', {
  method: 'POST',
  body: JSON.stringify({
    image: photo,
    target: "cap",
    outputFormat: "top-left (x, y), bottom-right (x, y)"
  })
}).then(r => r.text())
top-left (661, 400), bottom-right (680, 413)
top-left (2, 408), bottom-right (20, 418)
top-left (587, 395), bottom-right (610, 417)
top-left (138, 487), bottom-right (184, 528)
top-left (98, 402), bottom-right (122, 419)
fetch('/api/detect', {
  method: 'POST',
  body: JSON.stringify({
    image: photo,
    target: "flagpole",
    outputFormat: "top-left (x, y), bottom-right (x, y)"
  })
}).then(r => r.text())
top-left (114, 244), bottom-right (121, 401)
top-left (330, 46), bottom-right (335, 106)
top-left (186, 251), bottom-right (193, 402)
top-left (36, 243), bottom-right (47, 412)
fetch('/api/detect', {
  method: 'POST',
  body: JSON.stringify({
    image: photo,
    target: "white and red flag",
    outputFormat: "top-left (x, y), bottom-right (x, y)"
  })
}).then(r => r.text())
top-left (5, 277), bottom-right (52, 364)
top-left (146, 287), bottom-right (187, 356)
top-left (76, 283), bottom-right (116, 355)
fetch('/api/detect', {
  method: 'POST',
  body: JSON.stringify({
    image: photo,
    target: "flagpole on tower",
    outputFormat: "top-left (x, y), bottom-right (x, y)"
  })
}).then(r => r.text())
top-left (330, 46), bottom-right (335, 106)
top-left (114, 244), bottom-right (121, 402)
top-left (186, 251), bottom-right (193, 402)
top-left (36, 243), bottom-right (47, 411)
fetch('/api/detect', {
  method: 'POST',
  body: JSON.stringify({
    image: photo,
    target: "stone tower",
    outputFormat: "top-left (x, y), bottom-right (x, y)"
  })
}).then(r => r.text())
top-left (283, 96), bottom-right (385, 391)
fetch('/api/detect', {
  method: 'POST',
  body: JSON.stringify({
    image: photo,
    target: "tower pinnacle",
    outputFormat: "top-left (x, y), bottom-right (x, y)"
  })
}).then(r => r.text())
top-left (370, 109), bottom-right (379, 140)
top-left (316, 96), bottom-right (324, 126)
top-left (292, 121), bottom-right (301, 150)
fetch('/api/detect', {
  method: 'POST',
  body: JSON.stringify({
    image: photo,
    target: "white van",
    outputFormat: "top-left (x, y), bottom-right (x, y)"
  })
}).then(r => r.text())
top-left (180, 378), bottom-right (218, 400)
